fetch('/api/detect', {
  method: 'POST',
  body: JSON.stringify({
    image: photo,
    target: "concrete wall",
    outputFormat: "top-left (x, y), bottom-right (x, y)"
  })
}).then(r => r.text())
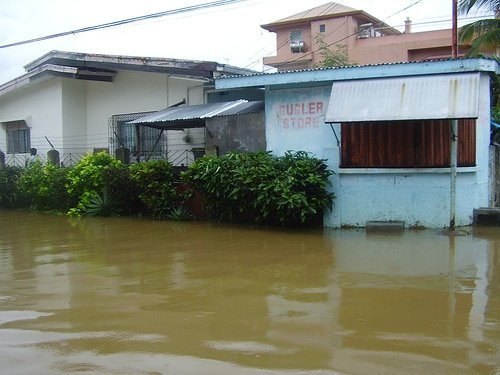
top-left (264, 73), bottom-right (492, 228)
top-left (264, 17), bottom-right (462, 69)
top-left (0, 78), bottom-right (63, 157)
top-left (0, 71), bottom-right (206, 158)
top-left (62, 79), bottom-right (87, 154)
top-left (206, 111), bottom-right (265, 155)
top-left (86, 71), bottom-right (205, 151)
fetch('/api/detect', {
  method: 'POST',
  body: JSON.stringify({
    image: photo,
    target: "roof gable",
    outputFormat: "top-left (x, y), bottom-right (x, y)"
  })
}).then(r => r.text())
top-left (261, 2), bottom-right (400, 35)
top-left (262, 2), bottom-right (359, 29)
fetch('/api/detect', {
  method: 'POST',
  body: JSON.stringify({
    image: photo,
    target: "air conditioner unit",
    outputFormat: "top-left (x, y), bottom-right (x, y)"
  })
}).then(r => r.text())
top-left (357, 23), bottom-right (373, 39)
top-left (290, 41), bottom-right (305, 53)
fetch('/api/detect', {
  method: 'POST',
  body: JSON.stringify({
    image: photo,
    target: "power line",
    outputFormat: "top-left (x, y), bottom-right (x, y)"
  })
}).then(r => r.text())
top-left (0, 0), bottom-right (250, 49)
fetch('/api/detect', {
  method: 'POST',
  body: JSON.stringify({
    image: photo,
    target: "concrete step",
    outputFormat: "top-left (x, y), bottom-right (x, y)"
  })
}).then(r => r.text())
top-left (366, 221), bottom-right (405, 232)
top-left (473, 207), bottom-right (500, 226)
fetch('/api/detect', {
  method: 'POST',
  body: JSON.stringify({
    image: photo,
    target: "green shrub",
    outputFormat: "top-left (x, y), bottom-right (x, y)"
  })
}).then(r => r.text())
top-left (129, 160), bottom-right (181, 219)
top-left (66, 152), bottom-right (123, 217)
top-left (101, 164), bottom-right (141, 215)
top-left (17, 162), bottom-right (71, 211)
top-left (0, 166), bottom-right (26, 208)
top-left (182, 151), bottom-right (335, 226)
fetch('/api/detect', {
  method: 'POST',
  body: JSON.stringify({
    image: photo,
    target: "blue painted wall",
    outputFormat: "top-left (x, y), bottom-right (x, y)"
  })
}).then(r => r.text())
top-left (263, 75), bottom-right (491, 228)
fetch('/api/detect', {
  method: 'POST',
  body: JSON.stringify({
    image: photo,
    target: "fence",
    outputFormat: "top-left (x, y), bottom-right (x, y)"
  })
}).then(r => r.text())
top-left (4, 148), bottom-right (203, 168)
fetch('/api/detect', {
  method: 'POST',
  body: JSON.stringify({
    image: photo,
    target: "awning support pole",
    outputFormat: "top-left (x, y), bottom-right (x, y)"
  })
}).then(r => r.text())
top-left (450, 119), bottom-right (458, 231)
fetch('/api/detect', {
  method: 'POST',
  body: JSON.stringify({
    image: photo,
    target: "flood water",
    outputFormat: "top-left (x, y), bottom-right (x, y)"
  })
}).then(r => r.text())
top-left (0, 210), bottom-right (499, 375)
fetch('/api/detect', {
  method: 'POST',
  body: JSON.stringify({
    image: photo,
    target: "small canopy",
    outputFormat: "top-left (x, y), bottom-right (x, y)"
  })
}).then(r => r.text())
top-left (128, 100), bottom-right (264, 130)
top-left (325, 73), bottom-right (480, 123)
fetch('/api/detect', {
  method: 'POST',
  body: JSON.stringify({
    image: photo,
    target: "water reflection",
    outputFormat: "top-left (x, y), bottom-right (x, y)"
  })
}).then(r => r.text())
top-left (0, 210), bottom-right (498, 374)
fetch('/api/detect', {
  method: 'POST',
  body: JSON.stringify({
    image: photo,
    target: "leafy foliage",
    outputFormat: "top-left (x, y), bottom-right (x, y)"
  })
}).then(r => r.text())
top-left (182, 151), bottom-right (335, 226)
top-left (101, 164), bottom-right (141, 215)
top-left (129, 160), bottom-right (181, 219)
top-left (0, 166), bottom-right (26, 208)
top-left (458, 0), bottom-right (500, 56)
top-left (314, 34), bottom-right (354, 67)
top-left (166, 205), bottom-right (194, 221)
top-left (66, 152), bottom-right (123, 217)
top-left (16, 162), bottom-right (70, 211)
top-left (85, 190), bottom-right (120, 217)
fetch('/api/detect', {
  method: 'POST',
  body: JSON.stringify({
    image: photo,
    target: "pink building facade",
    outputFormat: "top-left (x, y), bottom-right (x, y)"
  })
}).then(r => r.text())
top-left (262, 2), bottom-right (468, 71)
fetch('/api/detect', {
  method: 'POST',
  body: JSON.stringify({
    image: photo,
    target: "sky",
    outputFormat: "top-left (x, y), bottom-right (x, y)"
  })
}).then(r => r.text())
top-left (0, 0), bottom-right (492, 85)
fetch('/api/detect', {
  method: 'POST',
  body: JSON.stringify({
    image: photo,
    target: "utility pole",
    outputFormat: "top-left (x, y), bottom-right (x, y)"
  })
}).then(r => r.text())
top-left (449, 0), bottom-right (458, 231)
top-left (452, 0), bottom-right (458, 58)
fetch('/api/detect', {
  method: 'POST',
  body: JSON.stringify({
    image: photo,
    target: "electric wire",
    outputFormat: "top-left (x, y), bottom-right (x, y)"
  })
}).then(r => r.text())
top-left (0, 0), bottom-right (250, 49)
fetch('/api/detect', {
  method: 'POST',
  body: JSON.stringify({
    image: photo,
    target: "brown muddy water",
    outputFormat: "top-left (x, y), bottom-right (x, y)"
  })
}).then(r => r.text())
top-left (0, 210), bottom-right (499, 375)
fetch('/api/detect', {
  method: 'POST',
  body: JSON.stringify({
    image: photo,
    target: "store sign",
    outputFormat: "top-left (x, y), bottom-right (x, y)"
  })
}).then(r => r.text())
top-left (278, 101), bottom-right (324, 129)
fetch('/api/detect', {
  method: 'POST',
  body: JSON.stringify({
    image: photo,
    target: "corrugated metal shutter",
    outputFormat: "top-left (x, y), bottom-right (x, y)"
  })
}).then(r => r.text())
top-left (326, 73), bottom-right (480, 122)
top-left (340, 119), bottom-right (476, 168)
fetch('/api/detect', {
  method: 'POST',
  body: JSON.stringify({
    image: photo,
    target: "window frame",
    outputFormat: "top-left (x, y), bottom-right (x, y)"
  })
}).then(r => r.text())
top-left (4, 120), bottom-right (31, 154)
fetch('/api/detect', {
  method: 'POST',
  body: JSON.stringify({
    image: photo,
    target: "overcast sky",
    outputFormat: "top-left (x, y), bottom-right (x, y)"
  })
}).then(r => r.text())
top-left (0, 0), bottom-right (492, 85)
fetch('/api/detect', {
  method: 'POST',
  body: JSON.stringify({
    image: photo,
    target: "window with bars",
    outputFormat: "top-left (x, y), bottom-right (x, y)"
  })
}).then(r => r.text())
top-left (340, 119), bottom-right (476, 168)
top-left (109, 112), bottom-right (163, 158)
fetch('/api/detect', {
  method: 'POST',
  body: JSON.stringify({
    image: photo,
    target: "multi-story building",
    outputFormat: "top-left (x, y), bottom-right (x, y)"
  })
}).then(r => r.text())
top-left (262, 2), bottom-right (470, 71)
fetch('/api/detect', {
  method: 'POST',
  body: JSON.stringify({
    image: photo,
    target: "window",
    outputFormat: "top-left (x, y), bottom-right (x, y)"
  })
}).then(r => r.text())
top-left (110, 113), bottom-right (163, 159)
top-left (319, 24), bottom-right (326, 33)
top-left (340, 119), bottom-right (476, 168)
top-left (4, 120), bottom-right (30, 154)
top-left (290, 30), bottom-right (302, 42)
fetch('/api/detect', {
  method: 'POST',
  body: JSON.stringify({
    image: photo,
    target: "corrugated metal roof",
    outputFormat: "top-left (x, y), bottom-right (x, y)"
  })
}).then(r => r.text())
top-left (326, 73), bottom-right (480, 122)
top-left (128, 100), bottom-right (264, 127)
top-left (217, 57), bottom-right (500, 80)
top-left (215, 58), bottom-right (499, 90)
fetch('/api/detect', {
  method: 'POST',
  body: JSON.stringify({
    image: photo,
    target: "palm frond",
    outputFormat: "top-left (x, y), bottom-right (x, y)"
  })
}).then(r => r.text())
top-left (459, 18), bottom-right (500, 55)
top-left (458, 0), bottom-right (500, 15)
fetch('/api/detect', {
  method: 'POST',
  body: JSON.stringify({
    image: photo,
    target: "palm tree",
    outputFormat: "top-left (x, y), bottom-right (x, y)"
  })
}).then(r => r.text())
top-left (458, 0), bottom-right (500, 55)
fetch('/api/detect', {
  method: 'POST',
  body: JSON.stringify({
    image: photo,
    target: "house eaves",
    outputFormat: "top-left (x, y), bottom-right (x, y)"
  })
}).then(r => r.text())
top-left (0, 64), bottom-right (117, 96)
top-left (215, 58), bottom-right (500, 90)
top-left (24, 50), bottom-right (255, 81)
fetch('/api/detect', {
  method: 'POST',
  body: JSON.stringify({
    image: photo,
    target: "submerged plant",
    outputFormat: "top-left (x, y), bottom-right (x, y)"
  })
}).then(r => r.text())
top-left (166, 205), bottom-right (194, 221)
top-left (85, 190), bottom-right (120, 217)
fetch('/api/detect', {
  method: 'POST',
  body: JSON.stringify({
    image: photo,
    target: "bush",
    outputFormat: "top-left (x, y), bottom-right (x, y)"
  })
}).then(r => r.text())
top-left (66, 152), bottom-right (123, 217)
top-left (101, 164), bottom-right (141, 215)
top-left (129, 160), bottom-right (182, 219)
top-left (17, 162), bottom-right (71, 211)
top-left (182, 151), bottom-right (335, 226)
top-left (0, 166), bottom-right (26, 208)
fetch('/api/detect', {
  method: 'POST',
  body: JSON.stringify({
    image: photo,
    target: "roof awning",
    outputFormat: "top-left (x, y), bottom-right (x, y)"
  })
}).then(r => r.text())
top-left (325, 73), bottom-right (480, 123)
top-left (128, 100), bottom-right (264, 130)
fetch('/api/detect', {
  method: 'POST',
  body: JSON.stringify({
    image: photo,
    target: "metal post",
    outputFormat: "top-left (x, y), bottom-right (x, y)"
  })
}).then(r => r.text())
top-left (452, 0), bottom-right (458, 58)
top-left (450, 119), bottom-right (458, 230)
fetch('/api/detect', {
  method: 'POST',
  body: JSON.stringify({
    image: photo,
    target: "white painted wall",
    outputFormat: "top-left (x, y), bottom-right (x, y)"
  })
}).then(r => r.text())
top-left (85, 71), bottom-right (205, 151)
top-left (62, 79), bottom-right (87, 154)
top-left (0, 78), bottom-right (63, 158)
top-left (0, 70), bottom-right (206, 160)
top-left (265, 74), bottom-right (492, 228)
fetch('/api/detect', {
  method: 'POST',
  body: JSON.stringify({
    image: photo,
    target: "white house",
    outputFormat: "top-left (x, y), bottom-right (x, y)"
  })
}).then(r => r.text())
top-left (0, 50), bottom-right (253, 166)
top-left (215, 58), bottom-right (500, 228)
